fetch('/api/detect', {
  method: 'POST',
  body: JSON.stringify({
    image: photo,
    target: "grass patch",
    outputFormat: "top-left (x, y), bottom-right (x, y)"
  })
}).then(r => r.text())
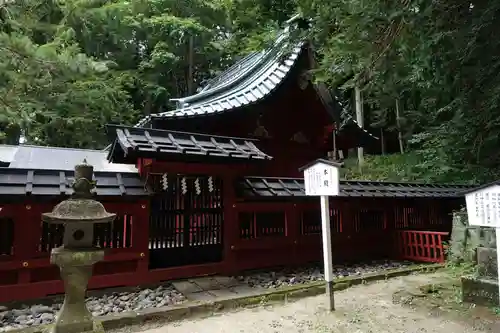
top-left (443, 261), bottom-right (476, 279)
top-left (341, 153), bottom-right (435, 182)
top-left (394, 278), bottom-right (499, 331)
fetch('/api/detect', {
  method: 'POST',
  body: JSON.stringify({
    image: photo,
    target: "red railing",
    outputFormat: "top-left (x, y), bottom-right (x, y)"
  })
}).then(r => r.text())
top-left (394, 230), bottom-right (448, 263)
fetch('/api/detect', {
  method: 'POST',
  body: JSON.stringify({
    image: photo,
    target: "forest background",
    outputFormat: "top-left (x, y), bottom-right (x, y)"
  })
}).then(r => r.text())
top-left (1, 0), bottom-right (498, 183)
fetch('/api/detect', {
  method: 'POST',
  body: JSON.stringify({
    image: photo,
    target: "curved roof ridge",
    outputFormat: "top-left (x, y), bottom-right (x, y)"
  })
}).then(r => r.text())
top-left (198, 51), bottom-right (263, 93)
top-left (178, 41), bottom-right (300, 110)
top-left (177, 30), bottom-right (291, 107)
top-left (134, 20), bottom-right (303, 127)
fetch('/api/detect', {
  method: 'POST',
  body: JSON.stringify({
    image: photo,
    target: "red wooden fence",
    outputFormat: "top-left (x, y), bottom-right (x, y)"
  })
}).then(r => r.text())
top-left (0, 200), bottom-right (150, 302)
top-left (229, 198), bottom-right (451, 272)
top-left (0, 193), bottom-right (452, 303)
top-left (394, 230), bottom-right (448, 263)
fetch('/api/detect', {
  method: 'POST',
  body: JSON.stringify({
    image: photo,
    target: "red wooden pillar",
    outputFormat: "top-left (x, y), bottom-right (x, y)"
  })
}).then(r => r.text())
top-left (221, 175), bottom-right (238, 275)
top-left (134, 200), bottom-right (150, 283)
top-left (339, 200), bottom-right (357, 261)
top-left (384, 201), bottom-right (396, 259)
top-left (286, 203), bottom-right (300, 265)
top-left (14, 202), bottom-right (40, 284)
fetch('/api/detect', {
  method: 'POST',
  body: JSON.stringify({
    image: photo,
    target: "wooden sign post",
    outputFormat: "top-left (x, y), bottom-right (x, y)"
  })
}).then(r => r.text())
top-left (464, 183), bottom-right (500, 305)
top-left (299, 158), bottom-right (343, 311)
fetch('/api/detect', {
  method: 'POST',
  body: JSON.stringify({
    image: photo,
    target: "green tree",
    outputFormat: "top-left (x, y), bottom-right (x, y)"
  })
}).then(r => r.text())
top-left (298, 0), bottom-right (500, 182)
top-left (0, 0), bottom-right (138, 148)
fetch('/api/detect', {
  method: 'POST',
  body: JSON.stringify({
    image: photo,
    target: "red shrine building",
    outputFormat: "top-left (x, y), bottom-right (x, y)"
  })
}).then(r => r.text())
top-left (0, 16), bottom-right (471, 302)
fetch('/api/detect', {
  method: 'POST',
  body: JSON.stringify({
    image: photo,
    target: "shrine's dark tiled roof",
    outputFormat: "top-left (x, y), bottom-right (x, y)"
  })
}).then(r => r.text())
top-left (0, 168), bottom-right (148, 197)
top-left (135, 42), bottom-right (303, 126)
top-left (237, 177), bottom-right (473, 198)
top-left (107, 125), bottom-right (272, 164)
top-left (132, 16), bottom-right (377, 147)
top-left (134, 16), bottom-right (307, 128)
top-left (459, 180), bottom-right (500, 195)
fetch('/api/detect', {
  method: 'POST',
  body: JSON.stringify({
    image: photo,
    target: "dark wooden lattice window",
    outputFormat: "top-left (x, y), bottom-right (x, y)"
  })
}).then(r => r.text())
top-left (301, 210), bottom-right (321, 235)
top-left (394, 205), bottom-right (431, 230)
top-left (40, 215), bottom-right (133, 252)
top-left (0, 217), bottom-right (14, 256)
top-left (239, 211), bottom-right (286, 239)
top-left (355, 209), bottom-right (385, 232)
top-left (300, 208), bottom-right (342, 235)
top-left (149, 174), bottom-right (224, 250)
top-left (93, 215), bottom-right (133, 249)
top-left (40, 222), bottom-right (64, 252)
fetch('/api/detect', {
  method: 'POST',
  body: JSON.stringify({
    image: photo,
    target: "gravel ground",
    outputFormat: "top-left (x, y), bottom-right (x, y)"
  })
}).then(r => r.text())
top-left (0, 260), bottom-right (416, 332)
top-left (236, 260), bottom-right (413, 289)
top-left (0, 285), bottom-right (185, 332)
top-left (120, 272), bottom-right (488, 333)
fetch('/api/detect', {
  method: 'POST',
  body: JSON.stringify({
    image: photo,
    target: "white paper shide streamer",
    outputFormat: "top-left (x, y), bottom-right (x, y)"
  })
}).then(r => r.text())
top-left (181, 177), bottom-right (187, 194)
top-left (194, 177), bottom-right (201, 195)
top-left (161, 173), bottom-right (168, 190)
top-left (208, 176), bottom-right (214, 193)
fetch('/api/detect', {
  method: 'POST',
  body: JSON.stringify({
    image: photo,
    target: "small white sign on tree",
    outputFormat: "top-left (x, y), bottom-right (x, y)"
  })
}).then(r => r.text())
top-left (464, 182), bottom-right (500, 305)
top-left (299, 158), bottom-right (343, 312)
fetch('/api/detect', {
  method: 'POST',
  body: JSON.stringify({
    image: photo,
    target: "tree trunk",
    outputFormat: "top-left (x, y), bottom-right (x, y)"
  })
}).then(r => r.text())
top-left (355, 85), bottom-right (364, 168)
top-left (395, 98), bottom-right (404, 154)
top-left (380, 128), bottom-right (385, 155)
top-left (187, 35), bottom-right (194, 95)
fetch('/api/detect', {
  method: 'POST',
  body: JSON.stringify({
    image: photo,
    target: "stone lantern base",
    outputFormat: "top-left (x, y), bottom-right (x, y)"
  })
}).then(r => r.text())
top-left (50, 247), bottom-right (105, 333)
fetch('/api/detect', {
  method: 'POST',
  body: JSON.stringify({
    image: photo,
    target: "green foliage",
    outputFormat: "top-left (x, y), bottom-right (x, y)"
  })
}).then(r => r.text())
top-left (0, 0), bottom-right (237, 148)
top-left (1, 0), bottom-right (500, 187)
top-left (0, 0), bottom-right (138, 148)
top-left (296, 0), bottom-right (500, 182)
top-left (341, 153), bottom-right (422, 181)
top-left (340, 152), bottom-right (475, 183)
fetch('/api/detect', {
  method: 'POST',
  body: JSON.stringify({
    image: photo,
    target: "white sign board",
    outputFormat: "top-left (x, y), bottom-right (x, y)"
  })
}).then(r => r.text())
top-left (303, 162), bottom-right (339, 196)
top-left (464, 183), bottom-right (500, 306)
top-left (465, 185), bottom-right (500, 228)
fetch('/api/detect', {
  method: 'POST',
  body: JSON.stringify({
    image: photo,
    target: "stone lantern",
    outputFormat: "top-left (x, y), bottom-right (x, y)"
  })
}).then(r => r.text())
top-left (42, 161), bottom-right (116, 333)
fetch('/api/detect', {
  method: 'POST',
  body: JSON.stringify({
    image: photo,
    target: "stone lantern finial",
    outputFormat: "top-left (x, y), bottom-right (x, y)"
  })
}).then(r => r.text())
top-left (73, 159), bottom-right (95, 199)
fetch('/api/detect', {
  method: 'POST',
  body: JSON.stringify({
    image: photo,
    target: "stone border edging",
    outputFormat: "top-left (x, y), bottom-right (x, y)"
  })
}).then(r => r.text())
top-left (8, 263), bottom-right (443, 333)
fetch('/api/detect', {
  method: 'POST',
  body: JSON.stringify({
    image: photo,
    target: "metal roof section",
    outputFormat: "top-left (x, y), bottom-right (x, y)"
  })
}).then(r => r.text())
top-left (458, 180), bottom-right (499, 195)
top-left (134, 25), bottom-right (304, 127)
top-left (237, 177), bottom-right (473, 198)
top-left (107, 125), bottom-right (272, 164)
top-left (0, 168), bottom-right (148, 197)
top-left (0, 145), bottom-right (18, 166)
top-left (3, 144), bottom-right (137, 173)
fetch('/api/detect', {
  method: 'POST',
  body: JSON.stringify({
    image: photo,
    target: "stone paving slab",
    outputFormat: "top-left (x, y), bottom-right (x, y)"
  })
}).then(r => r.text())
top-left (205, 289), bottom-right (239, 300)
top-left (183, 291), bottom-right (217, 302)
top-left (190, 277), bottom-right (222, 291)
top-left (171, 281), bottom-right (202, 294)
top-left (179, 276), bottom-right (268, 302)
top-left (230, 285), bottom-right (266, 296)
top-left (213, 276), bottom-right (239, 288)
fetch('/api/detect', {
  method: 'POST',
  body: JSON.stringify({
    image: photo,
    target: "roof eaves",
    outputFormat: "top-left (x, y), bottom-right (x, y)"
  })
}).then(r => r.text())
top-left (238, 176), bottom-right (471, 199)
top-left (133, 23), bottom-right (305, 126)
top-left (178, 31), bottom-right (291, 106)
top-left (148, 44), bottom-right (303, 121)
top-left (459, 180), bottom-right (500, 195)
